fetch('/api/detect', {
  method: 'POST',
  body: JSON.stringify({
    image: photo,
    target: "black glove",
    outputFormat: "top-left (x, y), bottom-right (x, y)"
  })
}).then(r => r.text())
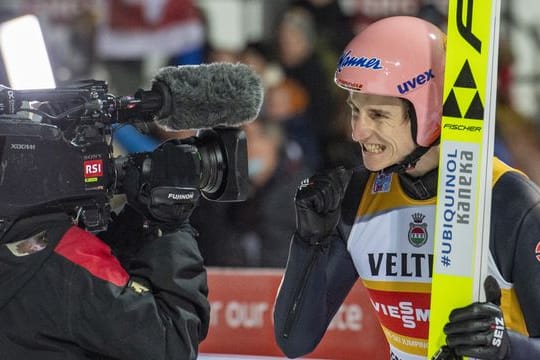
top-left (123, 157), bottom-right (199, 233)
top-left (442, 275), bottom-right (510, 360)
top-left (294, 166), bottom-right (352, 246)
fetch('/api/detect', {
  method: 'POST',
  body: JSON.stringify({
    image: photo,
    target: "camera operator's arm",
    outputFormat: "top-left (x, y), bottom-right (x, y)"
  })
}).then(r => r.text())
top-left (77, 204), bottom-right (209, 360)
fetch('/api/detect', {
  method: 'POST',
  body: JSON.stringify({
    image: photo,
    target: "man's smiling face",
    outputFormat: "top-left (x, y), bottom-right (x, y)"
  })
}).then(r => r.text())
top-left (347, 92), bottom-right (416, 172)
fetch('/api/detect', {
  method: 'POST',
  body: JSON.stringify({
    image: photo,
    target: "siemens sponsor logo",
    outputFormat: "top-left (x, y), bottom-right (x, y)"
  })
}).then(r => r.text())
top-left (368, 253), bottom-right (433, 278)
top-left (371, 300), bottom-right (430, 329)
top-left (397, 69), bottom-right (435, 94)
top-left (336, 50), bottom-right (383, 73)
top-left (439, 149), bottom-right (474, 268)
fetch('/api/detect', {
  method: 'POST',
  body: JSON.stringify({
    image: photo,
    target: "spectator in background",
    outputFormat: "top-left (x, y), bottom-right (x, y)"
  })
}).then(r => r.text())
top-left (239, 41), bottom-right (284, 90)
top-left (494, 37), bottom-right (516, 166)
top-left (240, 40), bottom-right (322, 170)
top-left (495, 38), bottom-right (540, 185)
top-left (276, 6), bottom-right (336, 170)
top-left (290, 0), bottom-right (355, 78)
top-left (264, 77), bottom-right (321, 171)
top-left (191, 119), bottom-right (311, 268)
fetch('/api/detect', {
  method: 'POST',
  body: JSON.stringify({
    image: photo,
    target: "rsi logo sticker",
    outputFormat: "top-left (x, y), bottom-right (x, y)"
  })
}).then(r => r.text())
top-left (84, 159), bottom-right (103, 178)
top-left (397, 69), bottom-right (435, 95)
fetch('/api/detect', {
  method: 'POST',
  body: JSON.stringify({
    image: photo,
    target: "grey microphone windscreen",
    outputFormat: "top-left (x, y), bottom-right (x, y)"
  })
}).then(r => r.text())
top-left (152, 62), bottom-right (264, 131)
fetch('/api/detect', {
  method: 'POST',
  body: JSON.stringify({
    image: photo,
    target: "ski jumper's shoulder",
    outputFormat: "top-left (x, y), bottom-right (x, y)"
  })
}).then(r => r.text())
top-left (492, 157), bottom-right (528, 185)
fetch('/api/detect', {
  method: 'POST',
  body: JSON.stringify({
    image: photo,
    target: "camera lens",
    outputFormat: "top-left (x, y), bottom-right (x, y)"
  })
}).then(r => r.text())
top-left (195, 130), bottom-right (226, 196)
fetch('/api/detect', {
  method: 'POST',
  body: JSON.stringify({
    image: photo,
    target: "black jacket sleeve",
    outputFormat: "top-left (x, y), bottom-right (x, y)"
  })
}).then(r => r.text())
top-left (273, 169), bottom-right (368, 358)
top-left (491, 171), bottom-right (540, 359)
top-left (492, 172), bottom-right (540, 335)
top-left (71, 209), bottom-right (210, 360)
top-left (273, 231), bottom-right (358, 358)
top-left (507, 331), bottom-right (540, 359)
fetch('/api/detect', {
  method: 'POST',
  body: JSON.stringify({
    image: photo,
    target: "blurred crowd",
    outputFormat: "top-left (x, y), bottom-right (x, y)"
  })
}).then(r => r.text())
top-left (2, 0), bottom-right (540, 268)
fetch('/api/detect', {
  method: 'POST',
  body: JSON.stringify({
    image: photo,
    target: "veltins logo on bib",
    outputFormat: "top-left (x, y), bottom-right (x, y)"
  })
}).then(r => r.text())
top-left (409, 213), bottom-right (428, 247)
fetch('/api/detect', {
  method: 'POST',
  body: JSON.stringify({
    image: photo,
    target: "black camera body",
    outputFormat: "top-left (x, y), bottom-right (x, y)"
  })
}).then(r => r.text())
top-left (0, 80), bottom-right (249, 232)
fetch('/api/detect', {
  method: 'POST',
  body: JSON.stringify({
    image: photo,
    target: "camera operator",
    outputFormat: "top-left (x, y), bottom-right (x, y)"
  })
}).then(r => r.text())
top-left (0, 181), bottom-right (209, 359)
top-left (0, 59), bottom-right (264, 359)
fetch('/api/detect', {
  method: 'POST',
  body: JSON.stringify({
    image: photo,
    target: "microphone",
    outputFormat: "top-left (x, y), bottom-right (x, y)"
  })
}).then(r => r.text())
top-left (133, 62), bottom-right (264, 131)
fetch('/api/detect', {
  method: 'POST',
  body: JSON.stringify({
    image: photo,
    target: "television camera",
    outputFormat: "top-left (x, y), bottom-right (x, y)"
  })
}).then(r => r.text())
top-left (0, 78), bottom-right (250, 232)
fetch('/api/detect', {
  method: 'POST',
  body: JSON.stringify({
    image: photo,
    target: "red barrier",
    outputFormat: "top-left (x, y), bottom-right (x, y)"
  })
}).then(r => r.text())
top-left (200, 268), bottom-right (389, 359)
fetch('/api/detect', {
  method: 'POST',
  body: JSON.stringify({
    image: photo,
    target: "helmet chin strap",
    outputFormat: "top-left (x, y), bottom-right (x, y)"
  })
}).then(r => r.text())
top-left (379, 146), bottom-right (431, 175)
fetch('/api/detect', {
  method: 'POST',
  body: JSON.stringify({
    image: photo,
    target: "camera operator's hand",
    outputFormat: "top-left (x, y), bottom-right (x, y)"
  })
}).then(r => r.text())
top-left (123, 160), bottom-right (199, 234)
top-left (294, 166), bottom-right (352, 246)
top-left (442, 275), bottom-right (510, 360)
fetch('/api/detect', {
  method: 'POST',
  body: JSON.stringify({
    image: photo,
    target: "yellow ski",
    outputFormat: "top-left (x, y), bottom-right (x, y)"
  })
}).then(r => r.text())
top-left (428, 0), bottom-right (502, 358)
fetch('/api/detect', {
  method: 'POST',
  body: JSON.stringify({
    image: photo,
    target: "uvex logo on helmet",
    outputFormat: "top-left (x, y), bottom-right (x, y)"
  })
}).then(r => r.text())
top-left (397, 69), bottom-right (435, 95)
top-left (336, 50), bottom-right (384, 73)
